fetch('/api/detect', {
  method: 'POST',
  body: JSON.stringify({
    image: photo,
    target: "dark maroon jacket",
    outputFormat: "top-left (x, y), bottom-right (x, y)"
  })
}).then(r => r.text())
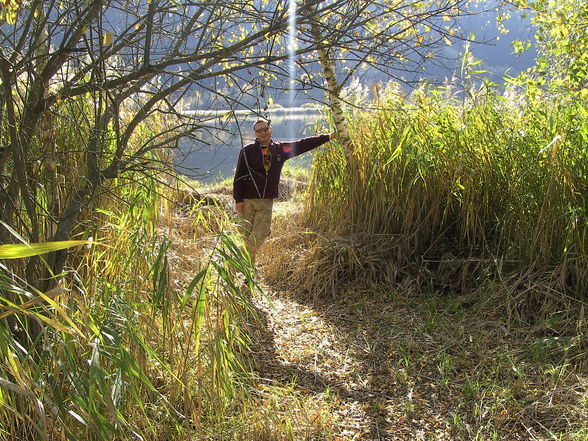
top-left (233, 134), bottom-right (330, 203)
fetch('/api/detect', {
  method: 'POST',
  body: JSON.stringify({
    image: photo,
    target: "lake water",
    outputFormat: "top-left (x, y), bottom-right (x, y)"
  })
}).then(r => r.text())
top-left (175, 109), bottom-right (324, 183)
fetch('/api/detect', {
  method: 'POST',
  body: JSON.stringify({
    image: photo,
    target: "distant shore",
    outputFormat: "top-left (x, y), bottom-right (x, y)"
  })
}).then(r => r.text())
top-left (182, 106), bottom-right (323, 118)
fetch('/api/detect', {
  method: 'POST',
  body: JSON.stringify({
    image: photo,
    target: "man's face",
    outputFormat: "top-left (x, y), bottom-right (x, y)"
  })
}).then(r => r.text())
top-left (254, 122), bottom-right (272, 144)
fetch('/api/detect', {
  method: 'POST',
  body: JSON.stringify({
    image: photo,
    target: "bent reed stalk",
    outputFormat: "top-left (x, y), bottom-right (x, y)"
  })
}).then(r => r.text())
top-left (304, 82), bottom-right (587, 336)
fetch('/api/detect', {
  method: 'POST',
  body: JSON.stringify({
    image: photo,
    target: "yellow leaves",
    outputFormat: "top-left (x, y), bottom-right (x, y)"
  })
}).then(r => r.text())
top-left (0, 287), bottom-right (85, 337)
top-left (0, 7), bottom-right (17, 24)
top-left (443, 36), bottom-right (452, 46)
top-left (6, 347), bottom-right (24, 384)
top-left (455, 177), bottom-right (465, 191)
top-left (239, 26), bottom-right (248, 42)
top-left (365, 20), bottom-right (377, 35)
top-left (0, 240), bottom-right (93, 259)
top-left (103, 31), bottom-right (113, 46)
top-left (550, 25), bottom-right (569, 38)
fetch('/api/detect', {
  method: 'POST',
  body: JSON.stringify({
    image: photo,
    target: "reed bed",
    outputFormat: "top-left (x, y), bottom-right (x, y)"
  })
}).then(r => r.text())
top-left (0, 174), bottom-right (261, 440)
top-left (0, 72), bottom-right (269, 439)
top-left (296, 84), bottom-right (587, 336)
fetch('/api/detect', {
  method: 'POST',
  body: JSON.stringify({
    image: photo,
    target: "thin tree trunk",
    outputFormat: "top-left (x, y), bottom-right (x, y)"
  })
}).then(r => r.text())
top-left (308, 17), bottom-right (357, 174)
top-left (48, 186), bottom-right (94, 280)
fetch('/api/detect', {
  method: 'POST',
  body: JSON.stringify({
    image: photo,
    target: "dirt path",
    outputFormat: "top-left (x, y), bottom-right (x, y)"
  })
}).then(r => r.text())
top-left (248, 198), bottom-right (586, 440)
top-left (250, 279), bottom-right (464, 440)
top-left (249, 273), bottom-right (586, 441)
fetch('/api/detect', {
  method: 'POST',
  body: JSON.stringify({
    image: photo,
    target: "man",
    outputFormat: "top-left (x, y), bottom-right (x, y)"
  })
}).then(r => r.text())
top-left (233, 118), bottom-right (336, 266)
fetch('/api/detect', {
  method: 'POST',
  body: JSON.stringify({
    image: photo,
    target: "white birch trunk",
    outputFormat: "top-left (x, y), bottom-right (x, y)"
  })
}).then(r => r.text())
top-left (310, 20), bottom-right (356, 167)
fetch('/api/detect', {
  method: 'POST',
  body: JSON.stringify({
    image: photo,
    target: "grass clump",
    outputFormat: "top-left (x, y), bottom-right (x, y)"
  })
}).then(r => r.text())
top-left (297, 84), bottom-right (586, 327)
top-left (0, 172), bottom-right (262, 440)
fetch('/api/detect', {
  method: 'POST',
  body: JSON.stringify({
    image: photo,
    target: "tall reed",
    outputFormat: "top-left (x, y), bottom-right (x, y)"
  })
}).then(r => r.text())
top-left (0, 170), bottom-right (259, 440)
top-left (305, 82), bottom-right (587, 322)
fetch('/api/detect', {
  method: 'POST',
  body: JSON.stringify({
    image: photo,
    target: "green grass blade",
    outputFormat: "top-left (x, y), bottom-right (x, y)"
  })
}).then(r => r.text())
top-left (0, 240), bottom-right (93, 259)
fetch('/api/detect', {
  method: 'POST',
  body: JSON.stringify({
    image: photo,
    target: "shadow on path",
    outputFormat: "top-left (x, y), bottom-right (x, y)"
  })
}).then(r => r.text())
top-left (246, 281), bottom-right (438, 441)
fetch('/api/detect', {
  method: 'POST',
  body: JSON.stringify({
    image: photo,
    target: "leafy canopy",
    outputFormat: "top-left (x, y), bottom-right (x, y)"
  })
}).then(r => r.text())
top-left (512, 0), bottom-right (588, 95)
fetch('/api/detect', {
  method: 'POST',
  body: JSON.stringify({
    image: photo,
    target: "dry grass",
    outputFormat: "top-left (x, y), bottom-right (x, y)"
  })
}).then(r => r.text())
top-left (218, 384), bottom-right (338, 441)
top-left (250, 196), bottom-right (588, 440)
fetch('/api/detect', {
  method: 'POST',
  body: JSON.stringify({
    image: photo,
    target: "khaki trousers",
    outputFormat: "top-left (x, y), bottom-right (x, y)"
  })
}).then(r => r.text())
top-left (238, 198), bottom-right (273, 266)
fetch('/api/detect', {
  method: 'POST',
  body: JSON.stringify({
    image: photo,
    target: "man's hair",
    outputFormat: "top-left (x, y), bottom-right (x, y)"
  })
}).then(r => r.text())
top-left (253, 118), bottom-right (271, 131)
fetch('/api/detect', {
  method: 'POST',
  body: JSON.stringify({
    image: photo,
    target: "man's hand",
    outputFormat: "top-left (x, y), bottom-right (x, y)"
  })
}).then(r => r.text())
top-left (329, 131), bottom-right (337, 140)
top-left (236, 202), bottom-right (244, 215)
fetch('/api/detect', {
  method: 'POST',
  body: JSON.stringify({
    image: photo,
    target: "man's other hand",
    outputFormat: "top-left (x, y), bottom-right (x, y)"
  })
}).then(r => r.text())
top-left (236, 202), bottom-right (244, 215)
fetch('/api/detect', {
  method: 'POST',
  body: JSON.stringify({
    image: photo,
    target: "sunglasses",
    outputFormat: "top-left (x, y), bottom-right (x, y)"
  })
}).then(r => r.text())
top-left (255, 126), bottom-right (270, 134)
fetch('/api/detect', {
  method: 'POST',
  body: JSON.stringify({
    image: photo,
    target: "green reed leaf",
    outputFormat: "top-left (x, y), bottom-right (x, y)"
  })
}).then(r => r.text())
top-left (0, 241), bottom-right (93, 259)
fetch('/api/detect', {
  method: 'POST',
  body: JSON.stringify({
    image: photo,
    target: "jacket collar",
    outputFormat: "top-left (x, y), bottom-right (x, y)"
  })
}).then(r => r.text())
top-left (254, 139), bottom-right (273, 148)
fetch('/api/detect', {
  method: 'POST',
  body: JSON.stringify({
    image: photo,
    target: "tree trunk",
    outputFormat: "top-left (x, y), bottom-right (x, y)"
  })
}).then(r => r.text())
top-left (308, 16), bottom-right (357, 175)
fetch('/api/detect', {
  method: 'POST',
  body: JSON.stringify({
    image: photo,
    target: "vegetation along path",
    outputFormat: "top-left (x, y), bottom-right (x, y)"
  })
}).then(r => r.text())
top-left (173, 195), bottom-right (587, 441)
